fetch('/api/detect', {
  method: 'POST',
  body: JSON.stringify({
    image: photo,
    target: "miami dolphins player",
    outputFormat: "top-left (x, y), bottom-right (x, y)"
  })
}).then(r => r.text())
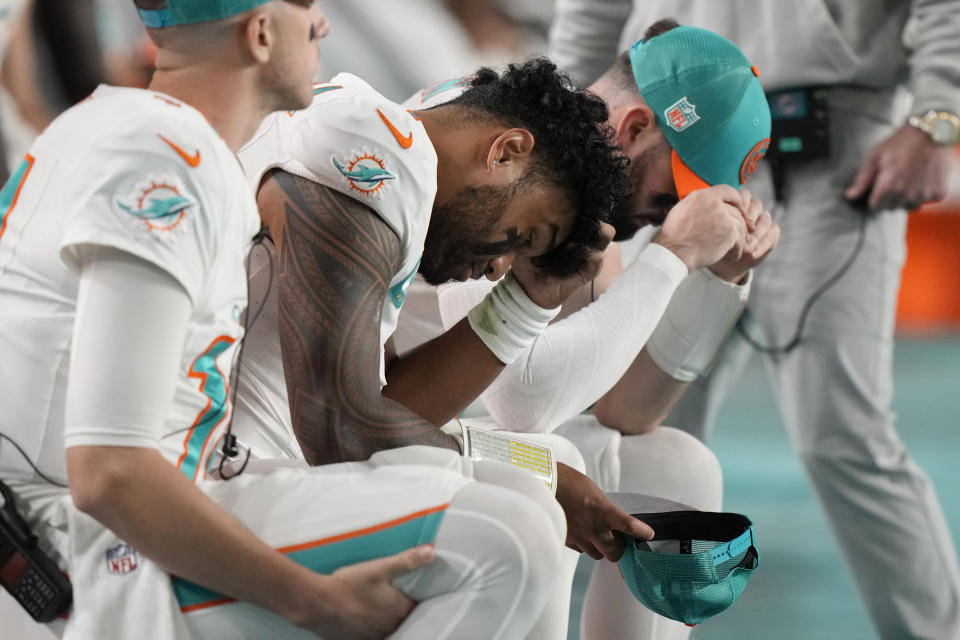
top-left (234, 58), bottom-right (669, 638)
top-left (0, 3), bottom-right (570, 640)
top-left (396, 23), bottom-right (779, 640)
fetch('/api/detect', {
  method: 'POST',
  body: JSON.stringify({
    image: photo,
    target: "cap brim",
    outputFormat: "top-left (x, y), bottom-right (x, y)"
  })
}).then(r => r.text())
top-left (671, 149), bottom-right (712, 199)
top-left (608, 492), bottom-right (696, 514)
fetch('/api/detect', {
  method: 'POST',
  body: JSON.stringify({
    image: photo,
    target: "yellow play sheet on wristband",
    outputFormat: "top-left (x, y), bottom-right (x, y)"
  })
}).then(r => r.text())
top-left (464, 425), bottom-right (557, 493)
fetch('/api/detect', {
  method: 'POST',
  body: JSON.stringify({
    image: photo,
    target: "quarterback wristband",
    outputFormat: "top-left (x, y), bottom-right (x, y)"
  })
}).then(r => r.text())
top-left (467, 270), bottom-right (560, 365)
top-left (647, 268), bottom-right (751, 381)
top-left (442, 419), bottom-right (557, 493)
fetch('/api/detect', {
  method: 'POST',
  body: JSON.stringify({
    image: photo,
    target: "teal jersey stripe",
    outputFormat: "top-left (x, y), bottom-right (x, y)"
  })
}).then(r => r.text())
top-left (178, 336), bottom-right (235, 480)
top-left (421, 77), bottom-right (471, 103)
top-left (0, 155), bottom-right (34, 240)
top-left (313, 84), bottom-right (343, 95)
top-left (390, 259), bottom-right (421, 309)
top-left (173, 505), bottom-right (448, 612)
top-left (287, 85), bottom-right (344, 115)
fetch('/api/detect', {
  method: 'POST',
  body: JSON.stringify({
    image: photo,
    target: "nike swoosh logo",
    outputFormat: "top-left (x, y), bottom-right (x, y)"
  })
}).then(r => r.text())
top-left (157, 134), bottom-right (201, 168)
top-left (377, 109), bottom-right (413, 149)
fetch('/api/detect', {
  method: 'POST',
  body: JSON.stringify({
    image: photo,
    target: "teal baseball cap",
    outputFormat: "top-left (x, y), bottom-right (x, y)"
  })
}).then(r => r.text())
top-left (610, 492), bottom-right (759, 626)
top-left (629, 26), bottom-right (771, 198)
top-left (137, 0), bottom-right (276, 28)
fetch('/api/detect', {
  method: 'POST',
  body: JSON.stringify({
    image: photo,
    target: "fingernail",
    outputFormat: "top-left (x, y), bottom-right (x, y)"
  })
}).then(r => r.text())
top-left (417, 546), bottom-right (435, 561)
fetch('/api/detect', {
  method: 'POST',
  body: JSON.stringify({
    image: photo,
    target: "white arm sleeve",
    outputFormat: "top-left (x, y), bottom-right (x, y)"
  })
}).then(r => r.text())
top-left (646, 268), bottom-right (751, 381)
top-left (907, 0), bottom-right (960, 113)
top-left (480, 243), bottom-right (687, 433)
top-left (64, 245), bottom-right (192, 451)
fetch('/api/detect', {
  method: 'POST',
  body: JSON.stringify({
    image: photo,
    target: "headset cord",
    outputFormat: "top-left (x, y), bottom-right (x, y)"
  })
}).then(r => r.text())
top-left (0, 433), bottom-right (68, 488)
top-left (736, 212), bottom-right (868, 354)
top-left (218, 225), bottom-right (274, 480)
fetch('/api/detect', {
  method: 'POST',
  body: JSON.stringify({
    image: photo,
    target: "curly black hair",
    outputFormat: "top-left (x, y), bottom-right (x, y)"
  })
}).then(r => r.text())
top-left (446, 58), bottom-right (630, 278)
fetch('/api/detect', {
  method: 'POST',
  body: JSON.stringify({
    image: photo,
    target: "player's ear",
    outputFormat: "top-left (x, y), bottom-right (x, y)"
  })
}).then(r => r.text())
top-left (486, 128), bottom-right (535, 176)
top-left (243, 9), bottom-right (273, 65)
top-left (615, 103), bottom-right (656, 155)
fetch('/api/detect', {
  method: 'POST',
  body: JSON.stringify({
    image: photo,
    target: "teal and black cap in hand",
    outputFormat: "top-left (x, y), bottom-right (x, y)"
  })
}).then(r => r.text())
top-left (136, 0), bottom-right (280, 28)
top-left (609, 492), bottom-right (759, 626)
top-left (629, 26), bottom-right (771, 199)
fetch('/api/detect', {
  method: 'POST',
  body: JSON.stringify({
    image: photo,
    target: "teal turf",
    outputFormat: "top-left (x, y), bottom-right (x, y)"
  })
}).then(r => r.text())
top-left (569, 336), bottom-right (960, 639)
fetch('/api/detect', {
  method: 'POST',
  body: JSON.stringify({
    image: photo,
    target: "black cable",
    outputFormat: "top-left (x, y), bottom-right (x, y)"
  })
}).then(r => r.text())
top-left (736, 212), bottom-right (868, 354)
top-left (0, 433), bottom-right (68, 488)
top-left (218, 226), bottom-right (274, 480)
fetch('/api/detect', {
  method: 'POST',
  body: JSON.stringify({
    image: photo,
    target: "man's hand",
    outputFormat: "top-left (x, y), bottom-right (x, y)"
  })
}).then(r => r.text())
top-left (555, 462), bottom-right (654, 561)
top-left (845, 123), bottom-right (953, 211)
top-left (306, 545), bottom-right (436, 639)
top-left (652, 185), bottom-right (749, 274)
top-left (708, 189), bottom-right (781, 284)
top-left (511, 221), bottom-right (616, 309)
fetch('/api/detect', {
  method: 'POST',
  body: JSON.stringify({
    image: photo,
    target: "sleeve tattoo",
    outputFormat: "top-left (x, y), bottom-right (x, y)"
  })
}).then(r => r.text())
top-left (263, 170), bottom-right (457, 465)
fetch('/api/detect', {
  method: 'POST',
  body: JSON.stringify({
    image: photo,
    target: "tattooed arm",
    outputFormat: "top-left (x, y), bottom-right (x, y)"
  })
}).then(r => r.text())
top-left (257, 169), bottom-right (457, 465)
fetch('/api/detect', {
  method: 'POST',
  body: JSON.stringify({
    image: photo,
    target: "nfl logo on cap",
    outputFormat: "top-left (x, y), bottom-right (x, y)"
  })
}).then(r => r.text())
top-left (665, 97), bottom-right (700, 132)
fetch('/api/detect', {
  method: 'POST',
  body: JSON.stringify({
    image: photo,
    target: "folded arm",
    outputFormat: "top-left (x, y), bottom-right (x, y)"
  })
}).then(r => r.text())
top-left (480, 243), bottom-right (688, 432)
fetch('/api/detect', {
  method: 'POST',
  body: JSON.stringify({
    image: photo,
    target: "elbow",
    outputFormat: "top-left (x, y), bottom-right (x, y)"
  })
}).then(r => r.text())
top-left (591, 395), bottom-right (622, 431)
top-left (69, 479), bottom-right (112, 517)
top-left (66, 447), bottom-right (135, 516)
top-left (592, 396), bottom-right (659, 435)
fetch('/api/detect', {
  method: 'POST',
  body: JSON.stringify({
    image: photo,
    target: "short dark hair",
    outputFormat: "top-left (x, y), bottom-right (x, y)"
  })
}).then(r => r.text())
top-left (643, 17), bottom-right (680, 41)
top-left (610, 18), bottom-right (681, 93)
top-left (447, 58), bottom-right (629, 278)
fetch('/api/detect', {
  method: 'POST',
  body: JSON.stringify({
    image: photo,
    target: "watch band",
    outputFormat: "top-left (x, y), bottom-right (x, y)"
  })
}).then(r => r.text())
top-left (908, 110), bottom-right (960, 146)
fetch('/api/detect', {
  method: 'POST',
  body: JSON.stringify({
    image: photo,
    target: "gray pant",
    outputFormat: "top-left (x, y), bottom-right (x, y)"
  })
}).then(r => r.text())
top-left (668, 87), bottom-right (960, 640)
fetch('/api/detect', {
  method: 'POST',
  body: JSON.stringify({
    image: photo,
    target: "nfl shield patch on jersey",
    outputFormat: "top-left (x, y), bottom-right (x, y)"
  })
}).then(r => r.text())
top-left (105, 544), bottom-right (139, 576)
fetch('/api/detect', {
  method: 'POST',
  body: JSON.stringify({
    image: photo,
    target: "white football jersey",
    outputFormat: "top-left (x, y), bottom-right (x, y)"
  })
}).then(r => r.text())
top-left (233, 73), bottom-right (439, 459)
top-left (409, 75), bottom-right (474, 109)
top-left (393, 76), bottom-right (481, 354)
top-left (0, 85), bottom-right (259, 484)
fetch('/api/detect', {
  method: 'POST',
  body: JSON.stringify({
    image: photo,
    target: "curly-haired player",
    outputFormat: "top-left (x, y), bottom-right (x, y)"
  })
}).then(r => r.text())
top-left (233, 59), bottom-right (655, 635)
top-left (424, 61), bottom-right (627, 281)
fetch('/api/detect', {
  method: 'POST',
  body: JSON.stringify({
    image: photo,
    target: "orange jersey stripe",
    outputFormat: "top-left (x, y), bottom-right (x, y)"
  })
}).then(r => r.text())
top-left (0, 154), bottom-right (35, 245)
top-left (278, 502), bottom-right (450, 554)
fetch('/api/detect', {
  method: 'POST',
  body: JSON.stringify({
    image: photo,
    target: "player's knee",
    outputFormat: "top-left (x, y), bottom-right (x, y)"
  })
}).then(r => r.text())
top-left (619, 426), bottom-right (723, 511)
top-left (471, 459), bottom-right (566, 542)
top-left (659, 426), bottom-right (722, 480)
top-left (479, 487), bottom-right (563, 601)
top-left (451, 479), bottom-right (563, 601)
top-left (545, 434), bottom-right (587, 475)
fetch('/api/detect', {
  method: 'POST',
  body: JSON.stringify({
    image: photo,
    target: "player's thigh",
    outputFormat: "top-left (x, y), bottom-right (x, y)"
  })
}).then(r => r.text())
top-left (181, 449), bottom-right (474, 635)
top-left (199, 447), bottom-right (472, 550)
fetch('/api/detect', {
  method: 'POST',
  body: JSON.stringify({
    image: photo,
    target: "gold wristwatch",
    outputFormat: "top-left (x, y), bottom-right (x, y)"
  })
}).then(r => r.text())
top-left (908, 110), bottom-right (960, 146)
